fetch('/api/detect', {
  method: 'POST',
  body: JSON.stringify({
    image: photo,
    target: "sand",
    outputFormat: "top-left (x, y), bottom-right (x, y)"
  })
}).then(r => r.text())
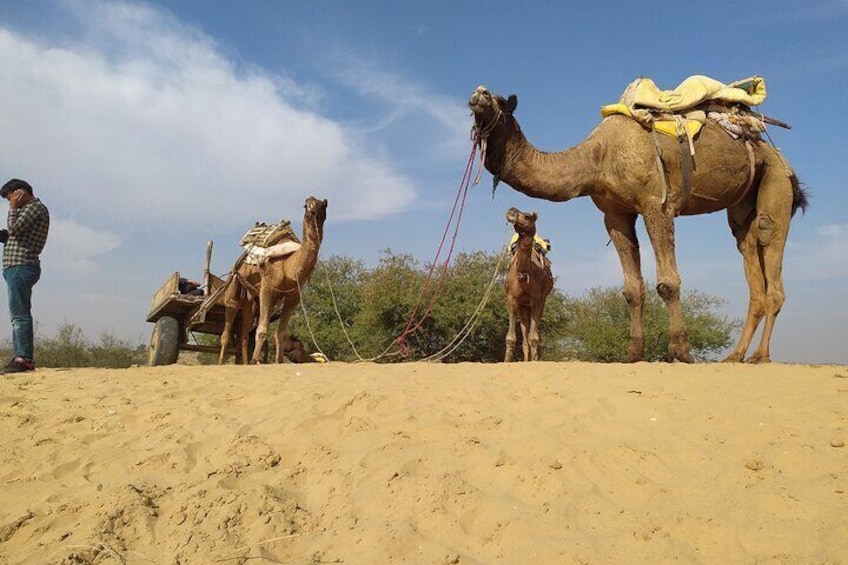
top-left (1, 361), bottom-right (846, 564)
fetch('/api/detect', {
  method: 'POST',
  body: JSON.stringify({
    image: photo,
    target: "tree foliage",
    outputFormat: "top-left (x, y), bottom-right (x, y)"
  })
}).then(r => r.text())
top-left (288, 249), bottom-right (571, 363)
top-left (0, 322), bottom-right (146, 368)
top-left (560, 286), bottom-right (740, 362)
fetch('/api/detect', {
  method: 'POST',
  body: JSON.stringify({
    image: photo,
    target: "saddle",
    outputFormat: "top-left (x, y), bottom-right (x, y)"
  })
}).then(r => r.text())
top-left (509, 233), bottom-right (552, 271)
top-left (240, 219), bottom-right (299, 248)
top-left (240, 219), bottom-right (301, 266)
top-left (601, 75), bottom-right (768, 141)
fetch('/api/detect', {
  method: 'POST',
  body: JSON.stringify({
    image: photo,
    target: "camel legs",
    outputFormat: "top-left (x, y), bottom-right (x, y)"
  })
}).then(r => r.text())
top-left (724, 197), bottom-right (762, 362)
top-left (237, 297), bottom-right (257, 364)
top-left (604, 211), bottom-right (647, 362)
top-left (642, 210), bottom-right (694, 363)
top-left (528, 301), bottom-right (546, 361)
top-left (504, 297), bottom-right (518, 362)
top-left (273, 296), bottom-right (300, 364)
top-left (218, 280), bottom-right (242, 365)
top-left (251, 285), bottom-right (277, 364)
top-left (725, 164), bottom-right (792, 363)
top-left (519, 307), bottom-right (532, 361)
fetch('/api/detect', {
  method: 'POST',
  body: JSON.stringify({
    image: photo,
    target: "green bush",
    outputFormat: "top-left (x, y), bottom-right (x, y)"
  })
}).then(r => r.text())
top-left (288, 249), bottom-right (572, 363)
top-left (0, 322), bottom-right (146, 368)
top-left (561, 286), bottom-right (740, 362)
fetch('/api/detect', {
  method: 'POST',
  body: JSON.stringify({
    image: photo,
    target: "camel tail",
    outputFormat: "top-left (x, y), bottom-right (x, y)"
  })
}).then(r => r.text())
top-left (790, 173), bottom-right (810, 218)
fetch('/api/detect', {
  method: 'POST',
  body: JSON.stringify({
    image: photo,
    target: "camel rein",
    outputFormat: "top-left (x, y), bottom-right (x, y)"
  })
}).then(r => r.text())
top-left (394, 133), bottom-right (481, 357)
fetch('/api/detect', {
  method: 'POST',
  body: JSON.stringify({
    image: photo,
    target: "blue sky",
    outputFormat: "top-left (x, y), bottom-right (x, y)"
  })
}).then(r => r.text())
top-left (1, 0), bottom-right (846, 363)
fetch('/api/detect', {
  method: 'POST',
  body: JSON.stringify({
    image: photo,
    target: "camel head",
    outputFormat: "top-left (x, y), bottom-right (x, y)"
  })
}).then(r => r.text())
top-left (469, 86), bottom-right (519, 178)
top-left (469, 85), bottom-right (517, 136)
top-left (304, 196), bottom-right (328, 224)
top-left (506, 207), bottom-right (538, 237)
top-left (302, 196), bottom-right (328, 244)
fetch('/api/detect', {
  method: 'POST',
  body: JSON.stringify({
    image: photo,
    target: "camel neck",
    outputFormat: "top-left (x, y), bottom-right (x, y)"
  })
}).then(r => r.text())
top-left (286, 217), bottom-right (323, 273)
top-left (513, 233), bottom-right (535, 270)
top-left (301, 218), bottom-right (324, 249)
top-left (489, 122), bottom-right (600, 202)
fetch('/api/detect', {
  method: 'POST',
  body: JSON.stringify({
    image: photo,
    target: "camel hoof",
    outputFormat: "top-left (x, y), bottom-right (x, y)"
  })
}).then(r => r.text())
top-left (722, 352), bottom-right (744, 363)
top-left (627, 344), bottom-right (644, 362)
top-left (672, 351), bottom-right (695, 364)
top-left (746, 354), bottom-right (771, 364)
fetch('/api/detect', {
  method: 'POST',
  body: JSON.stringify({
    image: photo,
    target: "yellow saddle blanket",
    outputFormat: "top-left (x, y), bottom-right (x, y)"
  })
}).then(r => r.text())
top-left (509, 233), bottom-right (550, 255)
top-left (508, 233), bottom-right (551, 271)
top-left (620, 75), bottom-right (766, 111)
top-left (601, 103), bottom-right (704, 139)
top-left (600, 75), bottom-right (767, 139)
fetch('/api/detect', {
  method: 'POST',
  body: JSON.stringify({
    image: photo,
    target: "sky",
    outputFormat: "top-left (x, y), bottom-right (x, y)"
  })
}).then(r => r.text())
top-left (1, 0), bottom-right (846, 364)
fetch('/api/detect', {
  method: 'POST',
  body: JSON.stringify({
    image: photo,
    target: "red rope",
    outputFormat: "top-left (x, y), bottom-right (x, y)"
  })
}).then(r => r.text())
top-left (396, 134), bottom-right (482, 357)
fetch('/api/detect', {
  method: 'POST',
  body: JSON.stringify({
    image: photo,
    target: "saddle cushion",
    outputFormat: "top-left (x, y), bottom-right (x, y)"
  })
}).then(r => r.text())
top-left (243, 240), bottom-right (301, 265)
top-left (620, 75), bottom-right (766, 112)
top-left (240, 219), bottom-right (299, 248)
top-left (600, 103), bottom-right (704, 139)
top-left (509, 233), bottom-right (551, 255)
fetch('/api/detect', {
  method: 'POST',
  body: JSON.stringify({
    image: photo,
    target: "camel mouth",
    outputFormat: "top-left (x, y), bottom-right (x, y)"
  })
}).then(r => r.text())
top-left (468, 85), bottom-right (493, 116)
top-left (505, 207), bottom-right (520, 223)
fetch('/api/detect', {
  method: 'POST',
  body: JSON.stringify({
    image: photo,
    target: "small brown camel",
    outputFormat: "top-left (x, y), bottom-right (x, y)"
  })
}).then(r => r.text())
top-left (504, 207), bottom-right (554, 362)
top-left (218, 196), bottom-right (328, 364)
top-left (469, 85), bottom-right (808, 363)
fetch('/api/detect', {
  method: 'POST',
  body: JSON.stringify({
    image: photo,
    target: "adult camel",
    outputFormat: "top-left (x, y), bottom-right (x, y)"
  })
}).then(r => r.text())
top-left (504, 207), bottom-right (554, 362)
top-left (218, 196), bottom-right (327, 364)
top-left (469, 85), bottom-right (808, 363)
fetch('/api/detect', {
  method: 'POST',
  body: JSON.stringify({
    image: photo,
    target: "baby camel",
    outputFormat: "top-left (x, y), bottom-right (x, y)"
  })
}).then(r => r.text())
top-left (504, 207), bottom-right (553, 362)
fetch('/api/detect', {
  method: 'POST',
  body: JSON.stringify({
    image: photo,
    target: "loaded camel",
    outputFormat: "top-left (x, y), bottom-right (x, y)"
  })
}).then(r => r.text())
top-left (218, 196), bottom-right (328, 364)
top-left (504, 207), bottom-right (554, 362)
top-left (469, 85), bottom-right (808, 363)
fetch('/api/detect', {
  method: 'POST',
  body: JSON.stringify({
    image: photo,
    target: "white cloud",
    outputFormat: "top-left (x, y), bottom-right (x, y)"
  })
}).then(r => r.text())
top-left (40, 219), bottom-right (122, 275)
top-left (816, 223), bottom-right (847, 238)
top-left (0, 1), bottom-right (418, 234)
top-left (332, 55), bottom-right (472, 157)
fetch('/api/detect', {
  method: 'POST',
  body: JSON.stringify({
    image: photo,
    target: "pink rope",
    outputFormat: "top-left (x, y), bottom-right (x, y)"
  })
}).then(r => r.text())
top-left (396, 134), bottom-right (482, 356)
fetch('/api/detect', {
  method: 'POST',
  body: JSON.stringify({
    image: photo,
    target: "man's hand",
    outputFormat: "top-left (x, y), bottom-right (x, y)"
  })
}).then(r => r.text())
top-left (9, 189), bottom-right (33, 209)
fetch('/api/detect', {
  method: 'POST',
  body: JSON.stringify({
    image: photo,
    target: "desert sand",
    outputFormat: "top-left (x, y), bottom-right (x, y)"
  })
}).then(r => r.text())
top-left (1, 361), bottom-right (846, 564)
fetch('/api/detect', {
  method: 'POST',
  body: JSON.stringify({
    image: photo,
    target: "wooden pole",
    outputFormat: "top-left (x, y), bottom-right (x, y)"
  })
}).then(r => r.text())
top-left (203, 240), bottom-right (213, 296)
top-left (759, 113), bottom-right (791, 129)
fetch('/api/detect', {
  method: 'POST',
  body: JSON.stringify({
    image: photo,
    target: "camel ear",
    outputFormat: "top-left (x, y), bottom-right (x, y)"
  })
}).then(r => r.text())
top-left (506, 95), bottom-right (518, 114)
top-left (323, 199), bottom-right (328, 207)
top-left (532, 212), bottom-right (538, 221)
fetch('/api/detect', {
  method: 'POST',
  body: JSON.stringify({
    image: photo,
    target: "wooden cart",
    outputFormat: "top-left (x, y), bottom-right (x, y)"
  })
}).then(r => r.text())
top-left (145, 241), bottom-right (244, 365)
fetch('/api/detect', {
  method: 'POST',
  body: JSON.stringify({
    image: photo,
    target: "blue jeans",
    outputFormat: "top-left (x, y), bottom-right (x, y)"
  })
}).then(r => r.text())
top-left (4, 264), bottom-right (41, 360)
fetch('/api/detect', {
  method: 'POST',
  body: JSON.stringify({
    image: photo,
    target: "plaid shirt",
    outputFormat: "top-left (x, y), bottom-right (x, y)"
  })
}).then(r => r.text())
top-left (4, 198), bottom-right (50, 268)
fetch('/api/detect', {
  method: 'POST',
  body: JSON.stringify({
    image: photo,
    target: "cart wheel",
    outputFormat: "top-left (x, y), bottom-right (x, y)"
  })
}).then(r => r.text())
top-left (149, 317), bottom-right (180, 366)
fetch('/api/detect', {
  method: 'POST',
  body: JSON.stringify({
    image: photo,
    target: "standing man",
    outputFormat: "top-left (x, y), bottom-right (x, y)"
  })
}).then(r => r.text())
top-left (0, 179), bottom-right (49, 373)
